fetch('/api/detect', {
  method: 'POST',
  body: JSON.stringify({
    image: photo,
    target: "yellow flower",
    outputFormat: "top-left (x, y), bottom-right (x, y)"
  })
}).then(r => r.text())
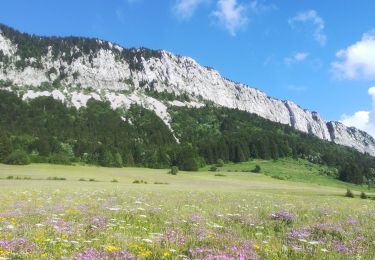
top-left (41, 253), bottom-right (47, 258)
top-left (10, 218), bottom-right (16, 225)
top-left (105, 245), bottom-right (120, 252)
top-left (254, 244), bottom-right (260, 250)
top-left (139, 250), bottom-right (152, 258)
top-left (0, 249), bottom-right (10, 257)
top-left (163, 251), bottom-right (171, 257)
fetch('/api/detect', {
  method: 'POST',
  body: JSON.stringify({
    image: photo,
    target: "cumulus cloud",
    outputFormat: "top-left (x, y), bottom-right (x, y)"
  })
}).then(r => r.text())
top-left (284, 52), bottom-right (309, 65)
top-left (332, 31), bottom-right (375, 80)
top-left (340, 87), bottom-right (375, 137)
top-left (289, 10), bottom-right (326, 46)
top-left (212, 0), bottom-right (248, 36)
top-left (173, 0), bottom-right (209, 20)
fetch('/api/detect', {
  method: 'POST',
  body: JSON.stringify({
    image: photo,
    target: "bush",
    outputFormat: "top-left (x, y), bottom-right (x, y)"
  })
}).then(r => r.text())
top-left (47, 177), bottom-right (66, 181)
top-left (113, 153), bottom-right (123, 168)
top-left (133, 180), bottom-right (147, 184)
top-left (4, 150), bottom-right (30, 165)
top-left (360, 191), bottom-right (367, 199)
top-left (216, 159), bottom-right (224, 167)
top-left (271, 175), bottom-right (285, 180)
top-left (170, 166), bottom-right (179, 175)
top-left (79, 178), bottom-right (86, 181)
top-left (214, 173), bottom-right (226, 177)
top-left (345, 188), bottom-right (354, 198)
top-left (111, 179), bottom-right (118, 183)
top-left (251, 165), bottom-right (261, 173)
top-left (209, 166), bottom-right (217, 172)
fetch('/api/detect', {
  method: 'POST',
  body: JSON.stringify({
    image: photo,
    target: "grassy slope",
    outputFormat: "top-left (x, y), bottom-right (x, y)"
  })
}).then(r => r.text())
top-left (0, 161), bottom-right (374, 259)
top-left (202, 158), bottom-right (373, 192)
top-left (0, 158), bottom-right (373, 195)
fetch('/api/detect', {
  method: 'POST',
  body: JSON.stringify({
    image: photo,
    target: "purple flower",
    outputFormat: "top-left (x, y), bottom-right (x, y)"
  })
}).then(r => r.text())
top-left (270, 211), bottom-right (296, 222)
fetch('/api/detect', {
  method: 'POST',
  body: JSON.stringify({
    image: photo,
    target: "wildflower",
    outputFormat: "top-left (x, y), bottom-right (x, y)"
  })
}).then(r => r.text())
top-left (105, 245), bottom-right (120, 252)
top-left (6, 224), bottom-right (14, 230)
top-left (270, 211), bottom-right (296, 223)
top-left (163, 251), bottom-right (171, 257)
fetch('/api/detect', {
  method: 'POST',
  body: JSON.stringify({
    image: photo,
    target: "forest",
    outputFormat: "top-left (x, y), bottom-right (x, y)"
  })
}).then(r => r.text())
top-left (0, 90), bottom-right (374, 186)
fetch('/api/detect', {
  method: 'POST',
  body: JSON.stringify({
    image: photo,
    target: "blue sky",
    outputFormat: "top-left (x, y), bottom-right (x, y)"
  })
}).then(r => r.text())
top-left (1, 0), bottom-right (375, 134)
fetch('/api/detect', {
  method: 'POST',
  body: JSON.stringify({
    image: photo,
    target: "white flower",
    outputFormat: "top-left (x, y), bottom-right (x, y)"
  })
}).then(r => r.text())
top-left (321, 248), bottom-right (329, 252)
top-left (6, 224), bottom-right (14, 229)
top-left (142, 238), bottom-right (153, 243)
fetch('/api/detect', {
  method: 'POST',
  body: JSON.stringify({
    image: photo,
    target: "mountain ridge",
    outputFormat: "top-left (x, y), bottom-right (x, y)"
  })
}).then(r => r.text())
top-left (0, 24), bottom-right (374, 156)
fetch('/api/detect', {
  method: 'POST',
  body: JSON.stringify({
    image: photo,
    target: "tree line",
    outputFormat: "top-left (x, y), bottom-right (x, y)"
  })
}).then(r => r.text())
top-left (0, 89), bottom-right (375, 185)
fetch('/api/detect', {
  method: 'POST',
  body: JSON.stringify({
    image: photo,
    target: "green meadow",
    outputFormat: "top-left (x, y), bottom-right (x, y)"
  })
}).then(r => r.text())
top-left (0, 160), bottom-right (374, 259)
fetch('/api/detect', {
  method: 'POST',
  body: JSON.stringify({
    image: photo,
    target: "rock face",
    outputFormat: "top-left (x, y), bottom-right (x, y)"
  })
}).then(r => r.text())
top-left (1, 25), bottom-right (375, 155)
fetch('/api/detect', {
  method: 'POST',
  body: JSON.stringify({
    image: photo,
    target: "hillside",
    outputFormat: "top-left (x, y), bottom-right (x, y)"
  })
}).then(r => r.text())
top-left (0, 24), bottom-right (374, 156)
top-left (1, 24), bottom-right (375, 185)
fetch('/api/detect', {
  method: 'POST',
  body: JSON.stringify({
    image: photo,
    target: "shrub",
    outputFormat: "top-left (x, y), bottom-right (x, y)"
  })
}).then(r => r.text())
top-left (216, 159), bottom-right (224, 167)
top-left (209, 166), bottom-right (217, 172)
top-left (47, 177), bottom-right (66, 181)
top-left (4, 150), bottom-right (30, 165)
top-left (251, 165), bottom-right (261, 173)
top-left (170, 166), bottom-right (179, 175)
top-left (6, 175), bottom-right (14, 179)
top-left (113, 153), bottom-right (123, 168)
top-left (79, 178), bottom-right (86, 181)
top-left (154, 182), bottom-right (169, 185)
top-left (360, 191), bottom-right (367, 199)
top-left (345, 189), bottom-right (354, 198)
top-left (133, 180), bottom-right (147, 184)
top-left (214, 173), bottom-right (226, 177)
top-left (111, 179), bottom-right (119, 183)
top-left (89, 178), bottom-right (96, 182)
top-left (271, 175), bottom-right (285, 180)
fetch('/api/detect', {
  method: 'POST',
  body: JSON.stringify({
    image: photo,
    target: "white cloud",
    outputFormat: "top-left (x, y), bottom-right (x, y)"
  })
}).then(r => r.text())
top-left (212, 0), bottom-right (248, 36)
top-left (340, 87), bottom-right (375, 137)
top-left (332, 31), bottom-right (375, 80)
top-left (173, 0), bottom-right (208, 20)
top-left (284, 52), bottom-right (309, 65)
top-left (289, 10), bottom-right (326, 46)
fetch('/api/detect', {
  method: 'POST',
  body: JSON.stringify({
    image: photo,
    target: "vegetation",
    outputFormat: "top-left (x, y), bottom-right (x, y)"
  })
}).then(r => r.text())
top-left (0, 163), bottom-right (374, 259)
top-left (0, 23), bottom-right (161, 70)
top-left (345, 189), bottom-right (354, 198)
top-left (169, 166), bottom-right (178, 175)
top-left (252, 164), bottom-right (261, 173)
top-left (0, 89), bottom-right (375, 185)
top-left (4, 150), bottom-right (30, 165)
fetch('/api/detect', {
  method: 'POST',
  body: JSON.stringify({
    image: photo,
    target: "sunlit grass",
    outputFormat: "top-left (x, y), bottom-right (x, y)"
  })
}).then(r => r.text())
top-left (0, 162), bottom-right (374, 259)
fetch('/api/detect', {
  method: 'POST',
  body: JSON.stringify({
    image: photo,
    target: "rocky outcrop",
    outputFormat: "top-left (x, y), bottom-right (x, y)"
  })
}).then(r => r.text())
top-left (0, 25), bottom-right (374, 155)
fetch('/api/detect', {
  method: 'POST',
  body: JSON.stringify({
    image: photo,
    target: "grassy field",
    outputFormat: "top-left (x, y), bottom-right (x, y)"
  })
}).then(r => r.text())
top-left (0, 160), bottom-right (374, 259)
